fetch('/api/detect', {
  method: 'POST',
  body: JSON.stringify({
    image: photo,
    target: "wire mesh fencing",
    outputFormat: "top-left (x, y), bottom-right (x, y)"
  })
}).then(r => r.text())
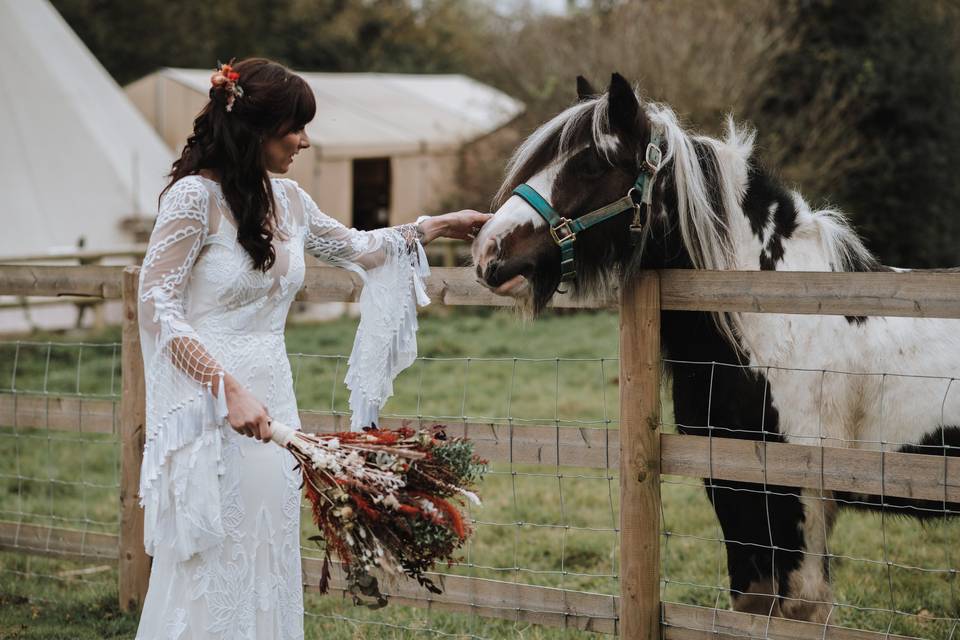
top-left (0, 338), bottom-right (625, 638)
top-left (0, 339), bottom-right (123, 605)
top-left (5, 342), bottom-right (960, 638)
top-left (659, 358), bottom-right (960, 640)
top-left (290, 352), bottom-right (621, 638)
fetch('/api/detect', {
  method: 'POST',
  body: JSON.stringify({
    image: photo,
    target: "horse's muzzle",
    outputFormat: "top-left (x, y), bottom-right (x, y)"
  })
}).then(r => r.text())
top-left (478, 259), bottom-right (530, 297)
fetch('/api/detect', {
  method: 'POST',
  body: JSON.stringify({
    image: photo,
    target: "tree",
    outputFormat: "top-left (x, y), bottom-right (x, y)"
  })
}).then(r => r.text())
top-left (745, 0), bottom-right (960, 267)
top-left (50, 0), bottom-right (494, 84)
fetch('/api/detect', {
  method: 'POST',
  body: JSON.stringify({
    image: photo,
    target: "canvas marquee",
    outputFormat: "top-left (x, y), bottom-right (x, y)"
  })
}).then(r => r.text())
top-left (0, 0), bottom-right (173, 258)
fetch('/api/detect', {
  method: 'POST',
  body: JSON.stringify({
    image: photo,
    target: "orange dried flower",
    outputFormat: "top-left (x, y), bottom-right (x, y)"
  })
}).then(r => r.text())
top-left (212, 59), bottom-right (243, 112)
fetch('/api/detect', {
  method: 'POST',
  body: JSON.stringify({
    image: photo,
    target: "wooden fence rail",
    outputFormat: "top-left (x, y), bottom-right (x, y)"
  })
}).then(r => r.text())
top-left (6, 399), bottom-right (959, 506)
top-left (2, 263), bottom-right (959, 639)
top-left (8, 264), bottom-right (960, 317)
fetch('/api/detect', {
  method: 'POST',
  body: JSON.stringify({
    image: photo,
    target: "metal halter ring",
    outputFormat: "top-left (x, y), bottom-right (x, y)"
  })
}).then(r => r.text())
top-left (644, 142), bottom-right (663, 173)
top-left (549, 219), bottom-right (576, 246)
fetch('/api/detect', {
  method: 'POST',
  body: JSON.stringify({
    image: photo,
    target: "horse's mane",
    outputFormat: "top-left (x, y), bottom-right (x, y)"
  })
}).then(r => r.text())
top-left (495, 88), bottom-right (879, 353)
top-left (494, 95), bottom-right (753, 276)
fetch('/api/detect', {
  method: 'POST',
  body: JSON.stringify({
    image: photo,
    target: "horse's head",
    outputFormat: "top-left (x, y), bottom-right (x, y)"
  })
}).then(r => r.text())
top-left (473, 73), bottom-right (673, 312)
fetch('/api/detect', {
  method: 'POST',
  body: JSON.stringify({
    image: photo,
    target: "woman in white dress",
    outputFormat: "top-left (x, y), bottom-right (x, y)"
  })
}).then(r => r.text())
top-left (134, 58), bottom-right (490, 640)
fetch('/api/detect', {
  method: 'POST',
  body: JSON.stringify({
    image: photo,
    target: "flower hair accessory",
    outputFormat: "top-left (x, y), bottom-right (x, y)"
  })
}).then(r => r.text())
top-left (210, 59), bottom-right (244, 112)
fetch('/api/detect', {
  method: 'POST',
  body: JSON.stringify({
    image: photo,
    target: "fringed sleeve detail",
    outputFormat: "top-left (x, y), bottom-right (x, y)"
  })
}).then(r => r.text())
top-left (344, 234), bottom-right (430, 430)
top-left (137, 177), bottom-right (230, 560)
top-left (297, 185), bottom-right (430, 430)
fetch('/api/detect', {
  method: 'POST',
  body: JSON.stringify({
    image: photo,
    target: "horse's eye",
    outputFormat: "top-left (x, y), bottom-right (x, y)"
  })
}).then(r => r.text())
top-left (580, 163), bottom-right (606, 178)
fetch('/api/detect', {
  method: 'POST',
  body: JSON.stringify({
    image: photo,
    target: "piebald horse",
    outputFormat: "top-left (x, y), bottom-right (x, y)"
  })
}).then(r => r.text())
top-left (472, 73), bottom-right (960, 621)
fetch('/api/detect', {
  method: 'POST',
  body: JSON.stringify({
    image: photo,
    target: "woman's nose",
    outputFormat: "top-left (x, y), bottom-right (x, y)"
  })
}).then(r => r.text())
top-left (299, 133), bottom-right (310, 149)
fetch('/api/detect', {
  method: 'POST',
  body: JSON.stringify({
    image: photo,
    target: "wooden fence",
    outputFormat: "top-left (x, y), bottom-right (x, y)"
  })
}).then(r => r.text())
top-left (3, 263), bottom-right (960, 639)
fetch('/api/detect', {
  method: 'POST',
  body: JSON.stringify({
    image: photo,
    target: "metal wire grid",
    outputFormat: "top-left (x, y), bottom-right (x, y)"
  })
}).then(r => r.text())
top-left (6, 342), bottom-right (955, 637)
top-left (659, 358), bottom-right (960, 639)
top-left (290, 352), bottom-right (621, 638)
top-left (0, 340), bottom-right (123, 601)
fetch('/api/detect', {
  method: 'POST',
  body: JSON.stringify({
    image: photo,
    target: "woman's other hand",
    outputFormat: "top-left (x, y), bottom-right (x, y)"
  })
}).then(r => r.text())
top-left (222, 373), bottom-right (273, 442)
top-left (418, 210), bottom-right (492, 244)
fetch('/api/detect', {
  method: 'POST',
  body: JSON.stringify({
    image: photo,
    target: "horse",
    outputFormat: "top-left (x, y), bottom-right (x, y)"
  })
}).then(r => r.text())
top-left (471, 72), bottom-right (960, 622)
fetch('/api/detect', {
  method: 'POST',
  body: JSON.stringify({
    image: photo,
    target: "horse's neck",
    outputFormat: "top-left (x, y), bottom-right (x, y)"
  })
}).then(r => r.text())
top-left (656, 159), bottom-right (874, 434)
top-left (661, 310), bottom-right (777, 436)
top-left (661, 310), bottom-right (738, 363)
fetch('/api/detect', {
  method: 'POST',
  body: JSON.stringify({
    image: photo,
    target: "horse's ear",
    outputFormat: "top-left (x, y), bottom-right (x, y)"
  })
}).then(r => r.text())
top-left (576, 75), bottom-right (596, 101)
top-left (607, 72), bottom-right (639, 137)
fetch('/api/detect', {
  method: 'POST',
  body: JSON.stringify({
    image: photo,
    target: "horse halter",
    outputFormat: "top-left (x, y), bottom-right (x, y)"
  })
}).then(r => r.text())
top-left (512, 128), bottom-right (664, 282)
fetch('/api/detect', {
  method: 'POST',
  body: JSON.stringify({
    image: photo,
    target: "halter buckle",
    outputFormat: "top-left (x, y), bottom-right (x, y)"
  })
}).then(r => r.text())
top-left (644, 142), bottom-right (663, 173)
top-left (550, 219), bottom-right (576, 246)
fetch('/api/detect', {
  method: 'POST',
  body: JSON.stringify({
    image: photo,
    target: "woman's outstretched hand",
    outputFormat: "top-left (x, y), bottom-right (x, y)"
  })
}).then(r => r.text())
top-left (418, 210), bottom-right (493, 244)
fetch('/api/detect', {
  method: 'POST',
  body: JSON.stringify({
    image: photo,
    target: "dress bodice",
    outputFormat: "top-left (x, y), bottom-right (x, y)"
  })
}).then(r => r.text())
top-left (185, 177), bottom-right (306, 336)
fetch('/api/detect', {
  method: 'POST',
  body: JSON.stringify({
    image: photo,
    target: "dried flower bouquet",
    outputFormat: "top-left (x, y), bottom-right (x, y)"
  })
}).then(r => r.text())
top-left (269, 421), bottom-right (487, 607)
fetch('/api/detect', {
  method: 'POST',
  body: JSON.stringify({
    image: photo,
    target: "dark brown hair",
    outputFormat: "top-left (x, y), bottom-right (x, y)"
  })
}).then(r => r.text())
top-left (162, 58), bottom-right (316, 271)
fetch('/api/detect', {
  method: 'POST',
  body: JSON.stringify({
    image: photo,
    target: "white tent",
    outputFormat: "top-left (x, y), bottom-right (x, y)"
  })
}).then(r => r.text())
top-left (0, 0), bottom-right (173, 258)
top-left (127, 69), bottom-right (523, 227)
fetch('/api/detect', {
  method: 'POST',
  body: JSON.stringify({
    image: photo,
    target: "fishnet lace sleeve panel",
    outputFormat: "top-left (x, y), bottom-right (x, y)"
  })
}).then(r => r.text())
top-left (296, 184), bottom-right (421, 273)
top-left (137, 176), bottom-right (229, 560)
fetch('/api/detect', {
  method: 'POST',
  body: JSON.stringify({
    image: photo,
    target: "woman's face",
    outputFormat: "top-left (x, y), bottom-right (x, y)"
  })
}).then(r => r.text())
top-left (262, 128), bottom-right (310, 174)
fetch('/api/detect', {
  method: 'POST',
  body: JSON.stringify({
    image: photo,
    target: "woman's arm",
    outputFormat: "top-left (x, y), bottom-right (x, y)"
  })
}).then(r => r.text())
top-left (416, 210), bottom-right (494, 244)
top-left (138, 178), bottom-right (271, 441)
top-left (296, 184), bottom-right (489, 269)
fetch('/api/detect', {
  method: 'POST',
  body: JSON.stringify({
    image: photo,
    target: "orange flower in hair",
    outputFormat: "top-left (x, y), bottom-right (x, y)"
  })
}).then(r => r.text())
top-left (212, 59), bottom-right (244, 112)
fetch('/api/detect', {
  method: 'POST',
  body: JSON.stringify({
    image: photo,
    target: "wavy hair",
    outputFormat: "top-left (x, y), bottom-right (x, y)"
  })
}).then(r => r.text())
top-left (162, 58), bottom-right (316, 271)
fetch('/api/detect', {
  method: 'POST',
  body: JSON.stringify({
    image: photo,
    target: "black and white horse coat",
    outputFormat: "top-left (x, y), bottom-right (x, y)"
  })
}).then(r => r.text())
top-left (472, 74), bottom-right (960, 621)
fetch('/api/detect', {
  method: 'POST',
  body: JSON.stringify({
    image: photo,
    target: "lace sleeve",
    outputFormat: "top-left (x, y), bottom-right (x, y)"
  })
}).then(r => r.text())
top-left (294, 185), bottom-right (432, 430)
top-left (137, 177), bottom-right (229, 560)
top-left (139, 180), bottom-right (226, 390)
top-left (297, 185), bottom-right (422, 273)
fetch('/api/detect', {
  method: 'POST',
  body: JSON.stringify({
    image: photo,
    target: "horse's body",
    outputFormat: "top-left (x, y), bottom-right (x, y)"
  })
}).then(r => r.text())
top-left (472, 74), bottom-right (960, 621)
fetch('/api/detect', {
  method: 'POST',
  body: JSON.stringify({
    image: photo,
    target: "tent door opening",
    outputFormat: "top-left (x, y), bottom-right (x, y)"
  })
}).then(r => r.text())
top-left (352, 158), bottom-right (391, 230)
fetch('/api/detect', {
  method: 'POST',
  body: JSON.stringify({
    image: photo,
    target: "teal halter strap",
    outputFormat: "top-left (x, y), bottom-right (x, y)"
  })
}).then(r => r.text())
top-left (511, 128), bottom-right (664, 282)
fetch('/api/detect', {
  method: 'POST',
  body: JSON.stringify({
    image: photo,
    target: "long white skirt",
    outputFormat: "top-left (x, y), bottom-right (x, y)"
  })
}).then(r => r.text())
top-left (135, 429), bottom-right (304, 640)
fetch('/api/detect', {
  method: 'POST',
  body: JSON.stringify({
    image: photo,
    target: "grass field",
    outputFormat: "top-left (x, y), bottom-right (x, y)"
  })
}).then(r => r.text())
top-left (1, 306), bottom-right (958, 639)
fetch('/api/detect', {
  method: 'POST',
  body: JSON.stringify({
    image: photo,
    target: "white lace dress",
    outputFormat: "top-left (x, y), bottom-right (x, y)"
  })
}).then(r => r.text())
top-left (135, 175), bottom-right (429, 640)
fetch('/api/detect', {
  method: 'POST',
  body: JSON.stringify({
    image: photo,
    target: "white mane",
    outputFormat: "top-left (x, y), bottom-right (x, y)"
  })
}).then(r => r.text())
top-left (646, 104), bottom-right (753, 273)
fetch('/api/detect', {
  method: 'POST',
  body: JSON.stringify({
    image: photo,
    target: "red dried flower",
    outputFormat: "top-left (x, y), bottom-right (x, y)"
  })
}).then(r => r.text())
top-left (212, 59), bottom-right (243, 112)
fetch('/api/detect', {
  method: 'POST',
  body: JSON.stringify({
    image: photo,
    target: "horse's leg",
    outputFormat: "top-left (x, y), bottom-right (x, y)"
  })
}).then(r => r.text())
top-left (777, 490), bottom-right (837, 622)
top-left (706, 479), bottom-right (799, 617)
top-left (706, 479), bottom-right (837, 621)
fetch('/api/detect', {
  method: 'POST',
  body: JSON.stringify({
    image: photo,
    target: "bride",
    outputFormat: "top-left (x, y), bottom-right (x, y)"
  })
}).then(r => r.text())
top-left (134, 58), bottom-right (490, 639)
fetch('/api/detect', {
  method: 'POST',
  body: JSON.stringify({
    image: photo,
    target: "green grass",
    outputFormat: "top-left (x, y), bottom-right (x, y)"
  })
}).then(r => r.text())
top-left (1, 307), bottom-right (959, 638)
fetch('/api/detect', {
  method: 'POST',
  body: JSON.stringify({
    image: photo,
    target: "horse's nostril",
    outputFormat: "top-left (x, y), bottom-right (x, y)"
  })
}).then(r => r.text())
top-left (483, 260), bottom-right (499, 284)
top-left (475, 264), bottom-right (483, 279)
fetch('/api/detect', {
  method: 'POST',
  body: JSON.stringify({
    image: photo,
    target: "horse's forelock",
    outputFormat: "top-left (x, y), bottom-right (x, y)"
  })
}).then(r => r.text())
top-left (493, 97), bottom-right (616, 210)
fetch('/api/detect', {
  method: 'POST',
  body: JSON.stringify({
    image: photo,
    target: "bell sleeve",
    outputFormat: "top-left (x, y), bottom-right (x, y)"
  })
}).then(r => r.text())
top-left (297, 185), bottom-right (431, 431)
top-left (137, 177), bottom-right (230, 560)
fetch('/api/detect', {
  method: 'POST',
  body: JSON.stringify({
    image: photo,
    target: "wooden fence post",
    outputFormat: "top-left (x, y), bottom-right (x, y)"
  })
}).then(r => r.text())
top-left (119, 266), bottom-right (150, 612)
top-left (619, 271), bottom-right (662, 639)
